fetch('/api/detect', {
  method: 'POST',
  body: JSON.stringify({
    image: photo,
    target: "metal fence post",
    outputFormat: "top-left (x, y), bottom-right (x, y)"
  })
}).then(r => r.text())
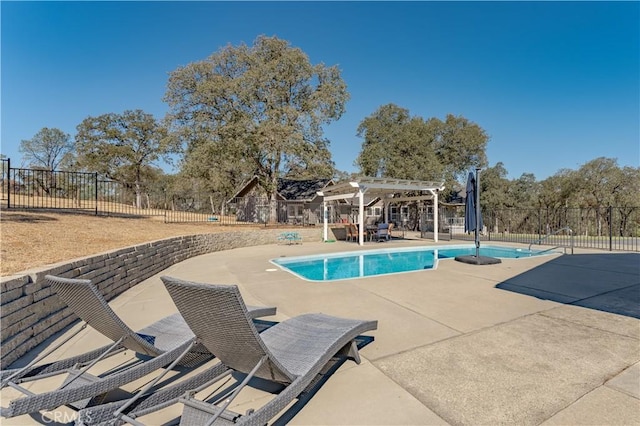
top-left (7, 157), bottom-right (11, 209)
top-left (94, 173), bottom-right (98, 216)
top-left (546, 207), bottom-right (549, 234)
top-left (538, 208), bottom-right (542, 241)
top-left (608, 205), bottom-right (613, 251)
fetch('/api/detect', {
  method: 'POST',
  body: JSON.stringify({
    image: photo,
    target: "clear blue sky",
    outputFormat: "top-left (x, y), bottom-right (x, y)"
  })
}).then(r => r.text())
top-left (2, 1), bottom-right (638, 181)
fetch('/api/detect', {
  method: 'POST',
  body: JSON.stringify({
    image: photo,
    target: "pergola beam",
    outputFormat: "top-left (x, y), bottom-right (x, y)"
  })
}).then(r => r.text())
top-left (320, 177), bottom-right (445, 246)
top-left (322, 193), bottom-right (358, 202)
top-left (388, 195), bottom-right (435, 203)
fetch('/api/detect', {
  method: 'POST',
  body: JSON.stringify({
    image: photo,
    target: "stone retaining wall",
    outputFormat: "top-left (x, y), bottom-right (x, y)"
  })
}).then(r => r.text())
top-left (0, 228), bottom-right (320, 368)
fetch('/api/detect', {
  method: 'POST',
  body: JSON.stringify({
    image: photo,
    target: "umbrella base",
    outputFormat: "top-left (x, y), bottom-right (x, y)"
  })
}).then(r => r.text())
top-left (454, 255), bottom-right (502, 265)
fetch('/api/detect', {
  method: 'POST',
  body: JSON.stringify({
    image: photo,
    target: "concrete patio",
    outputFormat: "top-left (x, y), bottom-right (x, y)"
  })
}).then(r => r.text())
top-left (3, 238), bottom-right (639, 425)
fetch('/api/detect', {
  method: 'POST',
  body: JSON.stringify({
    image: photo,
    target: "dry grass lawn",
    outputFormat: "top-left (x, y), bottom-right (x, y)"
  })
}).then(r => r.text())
top-left (0, 209), bottom-right (259, 276)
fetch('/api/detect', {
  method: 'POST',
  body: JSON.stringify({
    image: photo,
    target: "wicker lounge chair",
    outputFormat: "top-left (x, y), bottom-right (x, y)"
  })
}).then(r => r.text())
top-left (138, 276), bottom-right (377, 426)
top-left (0, 275), bottom-right (276, 420)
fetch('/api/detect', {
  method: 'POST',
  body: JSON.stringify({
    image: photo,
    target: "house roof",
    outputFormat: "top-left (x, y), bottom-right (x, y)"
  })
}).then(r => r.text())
top-left (230, 176), bottom-right (333, 202)
top-left (277, 178), bottom-right (332, 201)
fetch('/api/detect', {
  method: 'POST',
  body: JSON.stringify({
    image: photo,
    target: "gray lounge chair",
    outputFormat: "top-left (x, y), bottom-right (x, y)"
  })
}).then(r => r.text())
top-left (146, 276), bottom-right (377, 426)
top-left (0, 275), bottom-right (276, 420)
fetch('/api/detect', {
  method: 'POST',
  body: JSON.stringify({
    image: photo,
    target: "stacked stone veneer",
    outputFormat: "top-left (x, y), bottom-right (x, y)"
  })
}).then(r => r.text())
top-left (0, 228), bottom-right (320, 368)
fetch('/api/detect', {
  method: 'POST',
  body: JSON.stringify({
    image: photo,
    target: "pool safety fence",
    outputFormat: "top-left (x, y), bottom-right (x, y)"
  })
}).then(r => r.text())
top-left (1, 159), bottom-right (637, 250)
top-left (0, 159), bottom-right (325, 226)
top-left (443, 206), bottom-right (639, 252)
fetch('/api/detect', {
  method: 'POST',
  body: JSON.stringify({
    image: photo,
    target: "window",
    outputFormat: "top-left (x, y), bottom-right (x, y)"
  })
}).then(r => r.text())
top-left (366, 206), bottom-right (381, 217)
top-left (287, 204), bottom-right (303, 218)
top-left (400, 206), bottom-right (409, 222)
top-left (390, 206), bottom-right (398, 222)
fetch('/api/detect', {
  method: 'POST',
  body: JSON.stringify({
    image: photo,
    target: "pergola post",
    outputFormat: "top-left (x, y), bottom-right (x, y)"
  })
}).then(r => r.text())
top-left (427, 189), bottom-right (439, 242)
top-left (433, 190), bottom-right (439, 242)
top-left (385, 201), bottom-right (390, 224)
top-left (358, 189), bottom-right (365, 246)
top-left (322, 200), bottom-right (328, 242)
top-left (318, 178), bottom-right (445, 246)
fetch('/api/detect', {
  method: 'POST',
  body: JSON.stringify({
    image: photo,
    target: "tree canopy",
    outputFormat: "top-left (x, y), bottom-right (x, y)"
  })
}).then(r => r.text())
top-left (9, 34), bottom-right (636, 222)
top-left (479, 157), bottom-right (639, 212)
top-left (164, 35), bottom-right (349, 203)
top-left (19, 127), bottom-right (75, 170)
top-left (355, 103), bottom-right (488, 194)
top-left (75, 109), bottom-right (177, 207)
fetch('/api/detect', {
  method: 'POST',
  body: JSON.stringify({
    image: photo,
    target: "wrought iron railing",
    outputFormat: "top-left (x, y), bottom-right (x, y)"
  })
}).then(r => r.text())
top-left (2, 159), bottom-right (638, 250)
top-left (445, 207), bottom-right (639, 252)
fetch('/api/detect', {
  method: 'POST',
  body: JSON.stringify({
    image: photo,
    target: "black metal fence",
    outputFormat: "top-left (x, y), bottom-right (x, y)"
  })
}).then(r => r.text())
top-left (0, 160), bottom-right (324, 226)
top-left (164, 196), bottom-right (324, 226)
top-left (446, 206), bottom-right (640, 252)
top-left (2, 159), bottom-right (638, 251)
top-left (1, 162), bottom-right (165, 217)
top-left (0, 158), bottom-right (8, 207)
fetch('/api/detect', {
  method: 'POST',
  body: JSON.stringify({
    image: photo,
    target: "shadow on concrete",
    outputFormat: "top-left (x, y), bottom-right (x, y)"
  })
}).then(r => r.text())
top-left (272, 335), bottom-right (375, 426)
top-left (496, 252), bottom-right (640, 319)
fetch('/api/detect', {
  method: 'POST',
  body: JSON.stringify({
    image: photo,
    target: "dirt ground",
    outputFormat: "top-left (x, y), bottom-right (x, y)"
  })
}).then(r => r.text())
top-left (0, 209), bottom-right (259, 276)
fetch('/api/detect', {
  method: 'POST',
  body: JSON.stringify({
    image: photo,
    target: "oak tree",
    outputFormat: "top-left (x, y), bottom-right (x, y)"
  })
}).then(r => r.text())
top-left (164, 36), bottom-right (349, 218)
top-left (355, 104), bottom-right (488, 188)
top-left (19, 127), bottom-right (74, 170)
top-left (75, 109), bottom-right (176, 208)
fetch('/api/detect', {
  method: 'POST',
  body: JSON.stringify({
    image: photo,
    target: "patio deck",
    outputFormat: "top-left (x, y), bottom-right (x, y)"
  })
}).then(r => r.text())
top-left (3, 238), bottom-right (639, 425)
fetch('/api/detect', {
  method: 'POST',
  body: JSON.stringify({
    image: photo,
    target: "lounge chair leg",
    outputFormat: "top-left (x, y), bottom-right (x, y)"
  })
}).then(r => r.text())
top-left (4, 381), bottom-right (36, 397)
top-left (119, 414), bottom-right (146, 426)
top-left (60, 336), bottom-right (126, 390)
top-left (1, 323), bottom-right (88, 388)
top-left (337, 340), bottom-right (361, 364)
top-left (112, 338), bottom-right (198, 422)
top-left (204, 356), bottom-right (268, 426)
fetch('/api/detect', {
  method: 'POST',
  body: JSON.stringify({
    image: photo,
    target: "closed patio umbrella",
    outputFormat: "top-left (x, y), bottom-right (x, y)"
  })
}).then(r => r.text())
top-left (464, 171), bottom-right (481, 234)
top-left (456, 168), bottom-right (500, 265)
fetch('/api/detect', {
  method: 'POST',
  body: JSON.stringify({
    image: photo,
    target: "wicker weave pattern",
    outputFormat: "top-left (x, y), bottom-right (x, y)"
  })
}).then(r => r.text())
top-left (260, 313), bottom-right (374, 376)
top-left (1, 276), bottom-right (276, 420)
top-left (48, 275), bottom-right (163, 356)
top-left (181, 400), bottom-right (237, 426)
top-left (0, 343), bottom-right (123, 382)
top-left (47, 275), bottom-right (275, 360)
top-left (75, 362), bottom-right (230, 426)
top-left (235, 318), bottom-right (377, 426)
top-left (160, 276), bottom-right (378, 426)
top-left (162, 276), bottom-right (294, 384)
top-left (3, 339), bottom-right (194, 418)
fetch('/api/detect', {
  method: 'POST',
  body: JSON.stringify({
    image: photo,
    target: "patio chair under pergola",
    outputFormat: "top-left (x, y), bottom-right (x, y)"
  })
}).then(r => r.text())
top-left (317, 177), bottom-right (445, 245)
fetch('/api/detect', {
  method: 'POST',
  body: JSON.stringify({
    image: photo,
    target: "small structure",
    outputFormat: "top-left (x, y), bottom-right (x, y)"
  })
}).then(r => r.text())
top-left (230, 177), bottom-right (333, 224)
top-left (318, 177), bottom-right (445, 245)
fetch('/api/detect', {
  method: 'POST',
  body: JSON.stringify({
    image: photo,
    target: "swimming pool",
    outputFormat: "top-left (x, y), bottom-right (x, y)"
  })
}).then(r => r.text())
top-left (271, 245), bottom-right (556, 282)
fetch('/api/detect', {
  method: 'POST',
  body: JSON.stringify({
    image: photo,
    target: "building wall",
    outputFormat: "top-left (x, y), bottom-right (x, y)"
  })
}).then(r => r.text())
top-left (0, 228), bottom-right (320, 368)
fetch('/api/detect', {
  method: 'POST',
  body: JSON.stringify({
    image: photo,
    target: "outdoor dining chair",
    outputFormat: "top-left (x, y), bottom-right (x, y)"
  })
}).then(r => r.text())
top-left (374, 223), bottom-right (391, 242)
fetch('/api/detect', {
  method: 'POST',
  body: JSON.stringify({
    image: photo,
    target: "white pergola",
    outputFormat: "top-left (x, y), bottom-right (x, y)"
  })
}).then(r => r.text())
top-left (317, 177), bottom-right (445, 245)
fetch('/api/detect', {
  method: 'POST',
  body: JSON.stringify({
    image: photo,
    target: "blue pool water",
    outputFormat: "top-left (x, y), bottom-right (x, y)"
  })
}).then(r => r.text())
top-left (271, 245), bottom-right (554, 282)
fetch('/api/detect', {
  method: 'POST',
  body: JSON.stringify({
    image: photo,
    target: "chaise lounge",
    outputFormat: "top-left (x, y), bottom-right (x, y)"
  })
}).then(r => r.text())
top-left (0, 275), bottom-right (276, 420)
top-left (102, 276), bottom-right (377, 426)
